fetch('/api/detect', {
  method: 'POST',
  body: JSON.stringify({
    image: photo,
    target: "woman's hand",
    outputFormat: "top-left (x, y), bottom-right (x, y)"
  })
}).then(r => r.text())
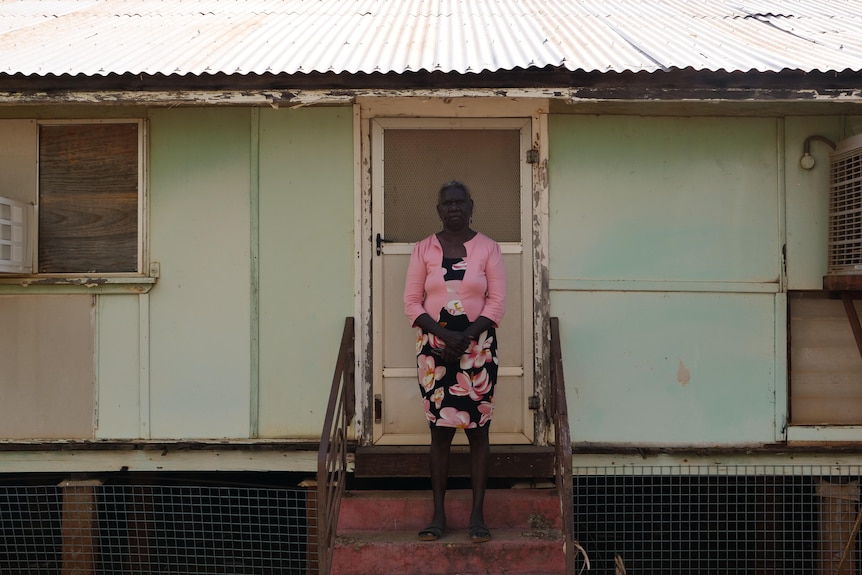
top-left (438, 330), bottom-right (471, 362)
top-left (414, 313), bottom-right (471, 362)
top-left (462, 316), bottom-right (495, 342)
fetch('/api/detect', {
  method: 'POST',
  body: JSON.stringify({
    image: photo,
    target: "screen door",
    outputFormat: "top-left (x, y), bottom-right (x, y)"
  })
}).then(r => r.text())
top-left (371, 117), bottom-right (534, 445)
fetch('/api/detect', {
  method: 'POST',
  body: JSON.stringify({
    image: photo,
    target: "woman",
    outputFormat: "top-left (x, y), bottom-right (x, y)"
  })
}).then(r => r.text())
top-left (403, 180), bottom-right (506, 544)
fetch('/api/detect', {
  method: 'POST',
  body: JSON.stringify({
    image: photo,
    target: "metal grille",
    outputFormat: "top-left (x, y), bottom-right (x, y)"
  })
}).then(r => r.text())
top-left (383, 128), bottom-right (522, 243)
top-left (574, 465), bottom-right (862, 575)
top-left (0, 485), bottom-right (316, 575)
top-left (829, 136), bottom-right (862, 273)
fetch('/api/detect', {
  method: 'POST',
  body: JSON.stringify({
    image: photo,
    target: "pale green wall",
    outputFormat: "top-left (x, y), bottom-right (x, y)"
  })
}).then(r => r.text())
top-left (147, 108), bottom-right (253, 439)
top-left (86, 106), bottom-right (353, 441)
top-left (785, 116), bottom-right (848, 289)
top-left (549, 115), bottom-right (783, 444)
top-left (257, 107), bottom-right (354, 438)
top-left (2, 104), bottom-right (854, 445)
top-left (553, 291), bottom-right (777, 443)
top-left (551, 116), bottom-right (781, 283)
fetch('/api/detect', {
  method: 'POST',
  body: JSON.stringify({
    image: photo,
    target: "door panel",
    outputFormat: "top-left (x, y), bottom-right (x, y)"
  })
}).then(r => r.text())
top-left (371, 118), bottom-right (534, 445)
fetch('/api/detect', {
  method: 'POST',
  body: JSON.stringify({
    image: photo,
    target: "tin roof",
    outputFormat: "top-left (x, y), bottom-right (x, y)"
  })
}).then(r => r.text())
top-left (0, 0), bottom-right (861, 77)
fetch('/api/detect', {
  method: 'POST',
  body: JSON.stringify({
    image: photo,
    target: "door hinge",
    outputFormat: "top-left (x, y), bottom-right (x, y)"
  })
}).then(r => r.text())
top-left (526, 149), bottom-right (540, 164)
top-left (374, 394), bottom-right (383, 423)
top-left (528, 395), bottom-right (540, 410)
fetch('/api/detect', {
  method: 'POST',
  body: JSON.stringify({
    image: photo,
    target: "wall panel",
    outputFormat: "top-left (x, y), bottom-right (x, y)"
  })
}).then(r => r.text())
top-left (257, 107), bottom-right (354, 438)
top-left (548, 114), bottom-right (782, 445)
top-left (553, 291), bottom-right (776, 444)
top-left (0, 295), bottom-right (94, 439)
top-left (95, 295), bottom-right (141, 439)
top-left (147, 108), bottom-right (252, 439)
top-left (549, 115), bottom-right (780, 284)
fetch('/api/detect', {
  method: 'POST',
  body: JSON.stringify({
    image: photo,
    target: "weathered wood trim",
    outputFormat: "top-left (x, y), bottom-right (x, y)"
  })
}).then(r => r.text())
top-left (2, 88), bottom-right (862, 108)
top-left (0, 446), bottom-right (322, 473)
top-left (1, 68), bottom-right (861, 99)
top-left (358, 96), bottom-right (548, 118)
top-left (352, 103), bottom-right (364, 443)
top-left (358, 108), bottom-right (374, 446)
top-left (0, 276), bottom-right (156, 294)
top-left (569, 450), bottom-right (862, 472)
top-left (533, 111), bottom-right (550, 446)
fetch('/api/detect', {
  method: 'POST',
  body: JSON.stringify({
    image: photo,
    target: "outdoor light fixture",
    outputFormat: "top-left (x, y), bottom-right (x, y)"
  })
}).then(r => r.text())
top-left (800, 134), bottom-right (836, 169)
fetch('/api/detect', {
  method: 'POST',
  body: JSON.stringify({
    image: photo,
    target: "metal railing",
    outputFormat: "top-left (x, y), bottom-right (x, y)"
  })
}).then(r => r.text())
top-left (550, 316), bottom-right (579, 573)
top-left (316, 317), bottom-right (355, 575)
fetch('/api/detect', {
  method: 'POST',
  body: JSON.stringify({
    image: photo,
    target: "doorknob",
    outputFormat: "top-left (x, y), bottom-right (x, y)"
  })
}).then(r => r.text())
top-left (376, 233), bottom-right (393, 256)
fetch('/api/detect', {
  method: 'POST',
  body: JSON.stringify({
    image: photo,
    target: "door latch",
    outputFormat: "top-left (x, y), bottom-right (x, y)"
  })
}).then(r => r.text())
top-left (374, 394), bottom-right (383, 423)
top-left (376, 233), bottom-right (392, 256)
top-left (528, 395), bottom-right (540, 410)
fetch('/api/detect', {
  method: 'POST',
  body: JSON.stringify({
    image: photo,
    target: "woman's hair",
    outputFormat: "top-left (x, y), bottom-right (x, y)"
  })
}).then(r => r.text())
top-left (438, 180), bottom-right (471, 201)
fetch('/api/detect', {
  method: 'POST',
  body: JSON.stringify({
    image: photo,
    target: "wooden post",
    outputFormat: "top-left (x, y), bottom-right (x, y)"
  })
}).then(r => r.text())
top-left (299, 478), bottom-right (319, 575)
top-left (816, 479), bottom-right (860, 575)
top-left (59, 479), bottom-right (102, 575)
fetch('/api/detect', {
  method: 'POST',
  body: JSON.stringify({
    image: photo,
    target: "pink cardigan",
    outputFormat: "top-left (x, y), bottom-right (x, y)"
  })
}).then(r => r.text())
top-left (404, 232), bottom-right (506, 326)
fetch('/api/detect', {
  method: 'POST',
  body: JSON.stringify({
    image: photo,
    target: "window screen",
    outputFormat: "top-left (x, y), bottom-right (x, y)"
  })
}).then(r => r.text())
top-left (382, 129), bottom-right (521, 243)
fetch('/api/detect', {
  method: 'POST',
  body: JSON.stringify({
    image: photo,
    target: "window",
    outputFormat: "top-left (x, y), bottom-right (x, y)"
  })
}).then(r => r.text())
top-left (0, 119), bottom-right (144, 275)
top-left (0, 196), bottom-right (31, 273)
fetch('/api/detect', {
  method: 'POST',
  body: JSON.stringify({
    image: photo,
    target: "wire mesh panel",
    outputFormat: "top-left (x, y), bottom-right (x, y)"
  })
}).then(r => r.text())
top-left (382, 128), bottom-right (521, 243)
top-left (0, 486), bottom-right (63, 573)
top-left (574, 465), bottom-right (862, 575)
top-left (0, 485), bottom-right (315, 575)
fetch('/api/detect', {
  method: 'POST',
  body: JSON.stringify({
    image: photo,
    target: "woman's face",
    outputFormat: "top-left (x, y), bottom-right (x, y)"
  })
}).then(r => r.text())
top-left (437, 187), bottom-right (473, 231)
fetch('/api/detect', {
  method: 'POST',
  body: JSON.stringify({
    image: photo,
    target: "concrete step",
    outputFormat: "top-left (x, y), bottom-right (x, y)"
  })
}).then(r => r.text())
top-left (331, 527), bottom-right (566, 575)
top-left (336, 488), bottom-right (561, 532)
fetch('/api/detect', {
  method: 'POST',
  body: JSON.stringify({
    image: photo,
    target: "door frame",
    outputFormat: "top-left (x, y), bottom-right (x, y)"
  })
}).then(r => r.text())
top-left (355, 97), bottom-right (551, 446)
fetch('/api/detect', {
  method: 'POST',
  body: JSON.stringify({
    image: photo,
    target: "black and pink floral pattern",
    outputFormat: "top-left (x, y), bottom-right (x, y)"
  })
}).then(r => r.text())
top-left (415, 257), bottom-right (499, 428)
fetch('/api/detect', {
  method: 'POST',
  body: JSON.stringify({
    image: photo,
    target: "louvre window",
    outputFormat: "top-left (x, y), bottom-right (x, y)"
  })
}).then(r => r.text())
top-left (0, 196), bottom-right (31, 273)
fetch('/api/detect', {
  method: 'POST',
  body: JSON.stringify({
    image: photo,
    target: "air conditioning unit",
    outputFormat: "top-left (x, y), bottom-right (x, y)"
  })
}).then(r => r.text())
top-left (824, 134), bottom-right (862, 290)
top-left (0, 195), bottom-right (32, 273)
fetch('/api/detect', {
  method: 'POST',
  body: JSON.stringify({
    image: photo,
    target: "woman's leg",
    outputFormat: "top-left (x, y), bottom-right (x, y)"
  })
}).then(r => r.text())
top-left (465, 425), bottom-right (490, 537)
top-left (429, 425), bottom-right (456, 527)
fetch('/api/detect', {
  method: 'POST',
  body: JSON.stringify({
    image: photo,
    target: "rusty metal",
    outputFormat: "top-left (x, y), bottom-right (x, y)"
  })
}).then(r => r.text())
top-left (550, 316), bottom-right (576, 575)
top-left (317, 317), bottom-right (355, 575)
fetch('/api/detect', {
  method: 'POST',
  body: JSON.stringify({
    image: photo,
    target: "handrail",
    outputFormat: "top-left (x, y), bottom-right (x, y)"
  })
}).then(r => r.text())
top-left (550, 317), bottom-right (581, 573)
top-left (317, 317), bottom-right (355, 575)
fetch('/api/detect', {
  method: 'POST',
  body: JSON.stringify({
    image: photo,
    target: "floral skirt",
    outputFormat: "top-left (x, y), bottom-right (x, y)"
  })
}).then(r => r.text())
top-left (415, 309), bottom-right (498, 429)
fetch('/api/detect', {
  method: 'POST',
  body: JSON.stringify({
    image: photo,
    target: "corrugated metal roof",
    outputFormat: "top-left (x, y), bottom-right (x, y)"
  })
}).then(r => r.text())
top-left (0, 0), bottom-right (861, 77)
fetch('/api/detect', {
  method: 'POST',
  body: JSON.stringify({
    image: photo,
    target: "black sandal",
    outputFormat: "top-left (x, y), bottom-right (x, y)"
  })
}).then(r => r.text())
top-left (418, 523), bottom-right (444, 541)
top-left (469, 523), bottom-right (491, 543)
